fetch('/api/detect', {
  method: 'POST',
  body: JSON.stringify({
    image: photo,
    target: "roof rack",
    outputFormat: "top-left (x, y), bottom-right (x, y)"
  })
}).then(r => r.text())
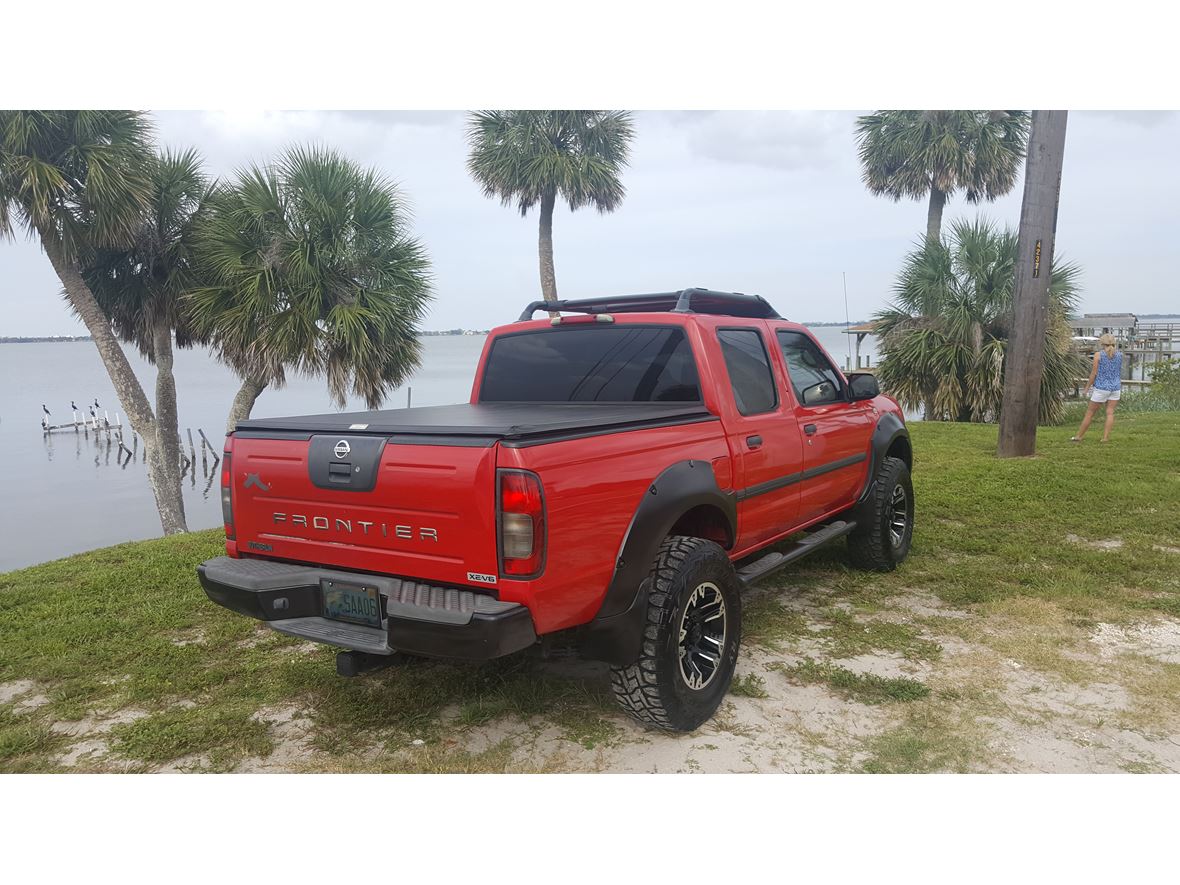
top-left (516, 288), bottom-right (782, 322)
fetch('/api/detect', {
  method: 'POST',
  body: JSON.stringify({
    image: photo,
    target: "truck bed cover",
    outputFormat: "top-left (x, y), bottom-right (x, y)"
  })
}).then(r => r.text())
top-left (236, 402), bottom-right (716, 443)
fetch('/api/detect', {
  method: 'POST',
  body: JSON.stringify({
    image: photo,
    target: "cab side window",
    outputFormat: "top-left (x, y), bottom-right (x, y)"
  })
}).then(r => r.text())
top-left (718, 329), bottom-right (778, 416)
top-left (777, 331), bottom-right (845, 406)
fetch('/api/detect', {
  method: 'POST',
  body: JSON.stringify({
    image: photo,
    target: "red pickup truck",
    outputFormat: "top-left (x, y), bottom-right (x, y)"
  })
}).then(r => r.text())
top-left (199, 289), bottom-right (913, 731)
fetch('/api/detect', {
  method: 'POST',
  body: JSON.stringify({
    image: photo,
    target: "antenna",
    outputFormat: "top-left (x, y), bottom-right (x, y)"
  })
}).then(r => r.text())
top-left (843, 272), bottom-right (852, 369)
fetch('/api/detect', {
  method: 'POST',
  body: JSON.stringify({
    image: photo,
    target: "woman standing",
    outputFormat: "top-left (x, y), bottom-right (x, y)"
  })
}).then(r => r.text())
top-left (1071, 333), bottom-right (1123, 442)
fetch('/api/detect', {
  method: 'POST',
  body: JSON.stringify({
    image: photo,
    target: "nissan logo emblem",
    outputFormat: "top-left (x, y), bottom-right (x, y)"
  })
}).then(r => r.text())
top-left (334, 440), bottom-right (351, 459)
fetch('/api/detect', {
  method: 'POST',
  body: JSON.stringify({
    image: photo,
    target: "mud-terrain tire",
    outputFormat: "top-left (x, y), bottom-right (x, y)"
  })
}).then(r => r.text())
top-left (609, 536), bottom-right (742, 732)
top-left (847, 455), bottom-right (914, 571)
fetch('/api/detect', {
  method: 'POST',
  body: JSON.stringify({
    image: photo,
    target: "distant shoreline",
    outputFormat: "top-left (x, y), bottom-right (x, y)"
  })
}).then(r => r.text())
top-left (6, 314), bottom-right (1177, 344)
top-left (3, 325), bottom-right (858, 343)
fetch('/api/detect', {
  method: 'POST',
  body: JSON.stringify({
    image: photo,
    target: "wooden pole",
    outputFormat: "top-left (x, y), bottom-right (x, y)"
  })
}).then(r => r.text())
top-left (198, 428), bottom-right (216, 455)
top-left (998, 110), bottom-right (1069, 458)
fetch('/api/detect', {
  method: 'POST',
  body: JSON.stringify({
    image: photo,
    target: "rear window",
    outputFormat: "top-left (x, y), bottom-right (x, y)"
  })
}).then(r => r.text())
top-left (480, 326), bottom-right (702, 403)
top-left (717, 328), bottom-right (778, 415)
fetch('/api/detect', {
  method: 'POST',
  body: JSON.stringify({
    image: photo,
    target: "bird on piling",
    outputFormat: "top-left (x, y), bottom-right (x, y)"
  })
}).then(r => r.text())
top-left (93, 398), bottom-right (100, 409)
top-left (71, 400), bottom-right (78, 411)
top-left (42, 404), bottom-right (51, 416)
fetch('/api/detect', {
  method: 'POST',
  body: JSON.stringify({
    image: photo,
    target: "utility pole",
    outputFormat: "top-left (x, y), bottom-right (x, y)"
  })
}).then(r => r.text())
top-left (997, 110), bottom-right (1069, 458)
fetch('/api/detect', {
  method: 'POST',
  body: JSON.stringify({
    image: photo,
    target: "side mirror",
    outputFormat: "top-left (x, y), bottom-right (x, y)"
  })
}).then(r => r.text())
top-left (801, 381), bottom-right (836, 405)
top-left (847, 373), bottom-right (879, 401)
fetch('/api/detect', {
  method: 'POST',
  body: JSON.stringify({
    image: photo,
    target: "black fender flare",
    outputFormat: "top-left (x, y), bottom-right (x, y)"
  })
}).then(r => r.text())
top-left (854, 412), bottom-right (911, 514)
top-left (579, 459), bottom-right (736, 665)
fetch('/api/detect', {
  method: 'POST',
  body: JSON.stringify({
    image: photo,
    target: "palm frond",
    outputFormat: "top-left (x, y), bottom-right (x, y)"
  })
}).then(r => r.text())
top-left (465, 110), bottom-right (634, 216)
top-left (876, 216), bottom-right (1081, 423)
top-left (855, 110), bottom-right (1030, 215)
top-left (190, 145), bottom-right (433, 407)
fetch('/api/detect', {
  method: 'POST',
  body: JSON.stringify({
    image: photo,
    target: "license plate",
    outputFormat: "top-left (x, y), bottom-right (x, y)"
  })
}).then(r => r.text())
top-left (321, 580), bottom-right (382, 628)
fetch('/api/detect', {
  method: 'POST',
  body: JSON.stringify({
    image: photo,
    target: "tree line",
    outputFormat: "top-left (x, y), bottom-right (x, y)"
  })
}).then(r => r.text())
top-left (855, 110), bottom-right (1082, 424)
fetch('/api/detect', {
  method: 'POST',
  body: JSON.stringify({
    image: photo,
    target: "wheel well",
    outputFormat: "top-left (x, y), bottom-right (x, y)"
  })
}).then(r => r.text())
top-left (886, 435), bottom-right (912, 470)
top-left (669, 504), bottom-right (734, 549)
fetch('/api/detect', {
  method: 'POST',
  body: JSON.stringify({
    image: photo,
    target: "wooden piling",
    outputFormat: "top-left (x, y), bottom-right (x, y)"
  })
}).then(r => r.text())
top-left (197, 428), bottom-right (216, 456)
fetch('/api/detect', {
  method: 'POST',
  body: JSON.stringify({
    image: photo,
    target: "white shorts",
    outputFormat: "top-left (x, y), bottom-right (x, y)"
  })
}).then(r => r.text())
top-left (1090, 388), bottom-right (1121, 403)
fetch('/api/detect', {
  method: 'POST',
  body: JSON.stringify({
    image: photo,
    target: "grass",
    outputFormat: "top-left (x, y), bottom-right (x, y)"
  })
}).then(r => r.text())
top-left (0, 531), bottom-right (617, 771)
top-left (2, 411), bottom-right (1179, 772)
top-left (729, 673), bottom-right (770, 698)
top-left (785, 659), bottom-right (930, 704)
top-left (751, 411), bottom-right (1180, 618)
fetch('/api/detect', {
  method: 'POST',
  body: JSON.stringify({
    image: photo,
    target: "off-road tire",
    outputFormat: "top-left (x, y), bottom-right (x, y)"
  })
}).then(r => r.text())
top-left (847, 455), bottom-right (914, 571)
top-left (609, 536), bottom-right (742, 732)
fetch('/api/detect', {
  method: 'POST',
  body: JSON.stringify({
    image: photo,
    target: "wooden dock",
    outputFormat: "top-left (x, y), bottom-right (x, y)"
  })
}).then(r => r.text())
top-left (1070, 319), bottom-right (1178, 382)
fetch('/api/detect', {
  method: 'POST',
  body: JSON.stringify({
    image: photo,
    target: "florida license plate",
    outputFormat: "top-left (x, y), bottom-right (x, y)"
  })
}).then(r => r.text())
top-left (321, 580), bottom-right (382, 628)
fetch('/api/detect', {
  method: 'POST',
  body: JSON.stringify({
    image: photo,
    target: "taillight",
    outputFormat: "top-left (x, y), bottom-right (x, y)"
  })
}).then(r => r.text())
top-left (221, 451), bottom-right (234, 541)
top-left (498, 469), bottom-right (545, 578)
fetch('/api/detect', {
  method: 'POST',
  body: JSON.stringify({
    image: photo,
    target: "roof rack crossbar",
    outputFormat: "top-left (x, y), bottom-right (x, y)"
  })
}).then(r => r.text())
top-left (516, 289), bottom-right (781, 322)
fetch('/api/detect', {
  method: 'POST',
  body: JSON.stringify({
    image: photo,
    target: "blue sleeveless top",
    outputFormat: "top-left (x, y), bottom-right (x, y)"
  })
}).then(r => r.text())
top-left (1094, 350), bottom-right (1122, 391)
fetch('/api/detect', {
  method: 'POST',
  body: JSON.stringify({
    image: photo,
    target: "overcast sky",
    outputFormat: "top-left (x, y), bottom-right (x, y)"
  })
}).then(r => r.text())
top-left (2, 109), bottom-right (1177, 336)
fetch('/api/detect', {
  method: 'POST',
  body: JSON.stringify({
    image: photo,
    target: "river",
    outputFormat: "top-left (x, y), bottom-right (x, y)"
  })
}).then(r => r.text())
top-left (0, 325), bottom-right (876, 571)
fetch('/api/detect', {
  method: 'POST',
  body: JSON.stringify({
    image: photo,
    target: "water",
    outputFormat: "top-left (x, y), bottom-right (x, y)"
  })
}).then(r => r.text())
top-left (0, 325), bottom-right (876, 571)
top-left (0, 336), bottom-right (488, 571)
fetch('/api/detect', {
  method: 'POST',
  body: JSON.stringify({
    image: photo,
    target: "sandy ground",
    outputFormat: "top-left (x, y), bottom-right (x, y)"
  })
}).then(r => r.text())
top-left (6, 585), bottom-right (1180, 773)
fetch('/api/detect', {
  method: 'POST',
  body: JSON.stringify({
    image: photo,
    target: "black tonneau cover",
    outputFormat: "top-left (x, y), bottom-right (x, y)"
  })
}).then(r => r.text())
top-left (236, 402), bottom-right (716, 443)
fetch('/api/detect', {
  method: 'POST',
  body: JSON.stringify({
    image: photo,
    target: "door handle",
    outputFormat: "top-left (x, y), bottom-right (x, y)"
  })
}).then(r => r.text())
top-left (804, 424), bottom-right (817, 435)
top-left (746, 435), bottom-right (763, 449)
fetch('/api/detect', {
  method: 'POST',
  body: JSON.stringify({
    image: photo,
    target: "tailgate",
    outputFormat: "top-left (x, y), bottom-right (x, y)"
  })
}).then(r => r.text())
top-left (228, 432), bottom-right (499, 588)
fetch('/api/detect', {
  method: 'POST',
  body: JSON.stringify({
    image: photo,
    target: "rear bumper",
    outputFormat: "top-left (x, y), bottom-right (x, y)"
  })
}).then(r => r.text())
top-left (197, 556), bottom-right (536, 661)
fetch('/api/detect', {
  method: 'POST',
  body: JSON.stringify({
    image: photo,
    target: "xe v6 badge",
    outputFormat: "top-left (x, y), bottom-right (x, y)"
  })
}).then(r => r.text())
top-left (334, 440), bottom-right (351, 459)
top-left (243, 473), bottom-right (270, 492)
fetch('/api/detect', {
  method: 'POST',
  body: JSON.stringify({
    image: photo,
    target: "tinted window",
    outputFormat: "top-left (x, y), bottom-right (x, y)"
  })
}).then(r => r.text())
top-left (717, 329), bottom-right (777, 416)
top-left (480, 326), bottom-right (701, 402)
top-left (777, 330), bottom-right (845, 406)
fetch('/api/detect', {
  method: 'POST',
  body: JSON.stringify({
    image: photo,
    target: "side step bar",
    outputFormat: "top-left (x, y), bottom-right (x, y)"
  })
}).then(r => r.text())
top-left (736, 520), bottom-right (856, 586)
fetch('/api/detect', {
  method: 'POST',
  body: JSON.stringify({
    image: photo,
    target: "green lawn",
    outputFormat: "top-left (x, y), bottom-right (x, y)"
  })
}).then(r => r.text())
top-left (2, 412), bottom-right (1178, 772)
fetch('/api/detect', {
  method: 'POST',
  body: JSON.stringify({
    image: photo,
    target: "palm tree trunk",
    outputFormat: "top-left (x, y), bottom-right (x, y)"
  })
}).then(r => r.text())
top-left (926, 186), bottom-right (947, 244)
top-left (538, 188), bottom-right (558, 302)
top-left (226, 374), bottom-right (269, 434)
top-left (42, 238), bottom-right (188, 535)
top-left (151, 319), bottom-right (187, 529)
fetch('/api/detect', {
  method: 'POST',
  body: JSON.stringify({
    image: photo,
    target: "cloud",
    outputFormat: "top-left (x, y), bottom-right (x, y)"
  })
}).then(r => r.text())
top-left (677, 110), bottom-right (854, 171)
top-left (1084, 110), bottom-right (1176, 128)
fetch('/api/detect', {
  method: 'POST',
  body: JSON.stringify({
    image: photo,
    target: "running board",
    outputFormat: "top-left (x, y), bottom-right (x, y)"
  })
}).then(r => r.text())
top-left (736, 520), bottom-right (857, 586)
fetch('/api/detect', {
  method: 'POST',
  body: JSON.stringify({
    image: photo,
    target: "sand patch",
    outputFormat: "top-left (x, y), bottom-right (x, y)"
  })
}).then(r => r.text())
top-left (52, 707), bottom-right (150, 769)
top-left (235, 703), bottom-right (317, 772)
top-left (170, 628), bottom-right (207, 647)
top-left (1065, 533), bottom-right (1124, 551)
top-left (1091, 620), bottom-right (1180, 665)
top-left (0, 679), bottom-right (40, 705)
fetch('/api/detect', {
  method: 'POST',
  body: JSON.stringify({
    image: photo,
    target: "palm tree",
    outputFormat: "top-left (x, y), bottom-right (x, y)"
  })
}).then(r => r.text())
top-left (466, 110), bottom-right (634, 302)
top-left (0, 110), bottom-right (189, 534)
top-left (855, 111), bottom-right (1030, 243)
top-left (874, 218), bottom-right (1081, 424)
top-left (84, 149), bottom-right (215, 528)
top-left (189, 146), bottom-right (432, 432)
